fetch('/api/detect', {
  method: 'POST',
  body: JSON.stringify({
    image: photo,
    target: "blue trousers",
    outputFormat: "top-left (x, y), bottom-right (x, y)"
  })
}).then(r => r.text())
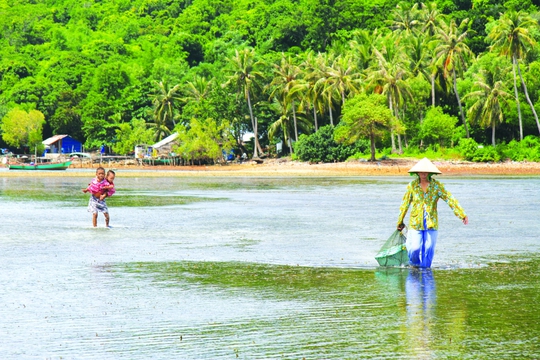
top-left (406, 228), bottom-right (438, 268)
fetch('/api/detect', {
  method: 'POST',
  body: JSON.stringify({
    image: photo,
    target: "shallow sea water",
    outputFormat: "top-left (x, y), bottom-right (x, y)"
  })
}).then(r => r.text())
top-left (0, 171), bottom-right (539, 359)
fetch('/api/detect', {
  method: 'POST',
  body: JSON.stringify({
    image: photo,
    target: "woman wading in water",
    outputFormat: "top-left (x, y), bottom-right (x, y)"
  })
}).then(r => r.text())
top-left (397, 158), bottom-right (468, 268)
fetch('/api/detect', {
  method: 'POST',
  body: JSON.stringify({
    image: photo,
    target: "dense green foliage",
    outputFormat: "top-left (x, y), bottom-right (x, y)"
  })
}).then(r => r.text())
top-left (1, 0), bottom-right (540, 162)
top-left (336, 93), bottom-right (395, 161)
top-left (295, 125), bottom-right (369, 163)
top-left (1, 108), bottom-right (45, 152)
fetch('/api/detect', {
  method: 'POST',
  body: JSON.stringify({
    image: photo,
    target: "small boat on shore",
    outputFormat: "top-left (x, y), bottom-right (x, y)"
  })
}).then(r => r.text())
top-left (7, 159), bottom-right (73, 170)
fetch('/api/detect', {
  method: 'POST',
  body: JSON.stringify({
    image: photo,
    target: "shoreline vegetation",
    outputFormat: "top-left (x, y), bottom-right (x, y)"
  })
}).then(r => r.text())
top-left (2, 158), bottom-right (540, 177)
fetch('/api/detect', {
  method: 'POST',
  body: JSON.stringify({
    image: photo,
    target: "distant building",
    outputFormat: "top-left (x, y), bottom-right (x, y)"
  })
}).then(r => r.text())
top-left (151, 133), bottom-right (179, 156)
top-left (43, 135), bottom-right (82, 155)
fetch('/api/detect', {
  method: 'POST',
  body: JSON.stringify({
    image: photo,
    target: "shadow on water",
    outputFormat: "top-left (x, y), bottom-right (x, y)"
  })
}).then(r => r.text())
top-left (104, 258), bottom-right (540, 359)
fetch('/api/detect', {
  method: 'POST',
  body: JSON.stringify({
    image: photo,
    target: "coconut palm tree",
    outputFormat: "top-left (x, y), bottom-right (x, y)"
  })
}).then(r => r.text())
top-left (348, 29), bottom-right (377, 72)
top-left (315, 52), bottom-right (339, 126)
top-left (418, 2), bottom-right (446, 38)
top-left (223, 48), bottom-right (265, 158)
top-left (268, 54), bottom-right (307, 142)
top-left (487, 11), bottom-right (540, 139)
top-left (367, 33), bottom-right (412, 153)
top-left (326, 53), bottom-right (362, 106)
top-left (389, 3), bottom-right (420, 35)
top-left (435, 19), bottom-right (473, 138)
top-left (464, 70), bottom-right (512, 146)
top-left (184, 76), bottom-right (213, 103)
top-left (267, 97), bottom-right (311, 155)
top-left (317, 53), bottom-right (362, 127)
top-left (150, 79), bottom-right (182, 130)
top-left (301, 51), bottom-right (326, 131)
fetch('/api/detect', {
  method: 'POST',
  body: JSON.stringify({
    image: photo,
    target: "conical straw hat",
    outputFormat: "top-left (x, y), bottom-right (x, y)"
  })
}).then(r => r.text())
top-left (408, 157), bottom-right (442, 174)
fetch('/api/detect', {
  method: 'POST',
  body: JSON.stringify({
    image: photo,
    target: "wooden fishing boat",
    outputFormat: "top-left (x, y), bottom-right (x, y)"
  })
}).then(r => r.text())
top-left (7, 159), bottom-right (72, 170)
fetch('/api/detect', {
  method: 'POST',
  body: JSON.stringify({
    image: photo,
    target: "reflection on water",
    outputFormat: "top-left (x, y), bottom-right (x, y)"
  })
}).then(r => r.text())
top-left (406, 269), bottom-right (436, 359)
top-left (0, 175), bottom-right (539, 358)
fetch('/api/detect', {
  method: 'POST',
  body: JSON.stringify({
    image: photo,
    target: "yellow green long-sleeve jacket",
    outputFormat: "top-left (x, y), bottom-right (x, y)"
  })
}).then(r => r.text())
top-left (397, 178), bottom-right (466, 230)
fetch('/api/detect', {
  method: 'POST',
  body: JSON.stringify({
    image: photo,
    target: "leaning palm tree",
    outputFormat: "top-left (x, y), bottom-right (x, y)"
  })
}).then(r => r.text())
top-left (487, 11), bottom-right (540, 139)
top-left (464, 70), bottom-right (512, 146)
top-left (435, 19), bottom-right (474, 138)
top-left (223, 48), bottom-right (265, 158)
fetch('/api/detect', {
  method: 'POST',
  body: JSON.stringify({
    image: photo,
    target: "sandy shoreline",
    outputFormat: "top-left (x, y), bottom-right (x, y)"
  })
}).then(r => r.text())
top-left (2, 159), bottom-right (540, 177)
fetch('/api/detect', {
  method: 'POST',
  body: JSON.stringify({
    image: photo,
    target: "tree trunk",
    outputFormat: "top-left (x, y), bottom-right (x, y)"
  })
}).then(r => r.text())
top-left (388, 94), bottom-right (397, 153)
top-left (254, 117), bottom-right (264, 154)
top-left (370, 130), bottom-right (376, 161)
top-left (512, 55), bottom-right (523, 141)
top-left (492, 121), bottom-right (496, 147)
top-left (313, 106), bottom-right (318, 131)
top-left (292, 99), bottom-right (298, 142)
top-left (328, 96), bottom-right (334, 126)
top-left (431, 74), bottom-right (436, 107)
top-left (516, 58), bottom-right (540, 135)
top-left (453, 69), bottom-right (469, 138)
top-left (246, 90), bottom-right (259, 158)
top-left (394, 104), bottom-right (403, 154)
top-left (283, 126), bottom-right (292, 154)
top-left (419, 109), bottom-right (425, 148)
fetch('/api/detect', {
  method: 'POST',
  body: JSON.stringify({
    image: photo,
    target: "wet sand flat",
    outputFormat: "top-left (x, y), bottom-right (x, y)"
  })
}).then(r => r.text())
top-left (2, 159), bottom-right (540, 177)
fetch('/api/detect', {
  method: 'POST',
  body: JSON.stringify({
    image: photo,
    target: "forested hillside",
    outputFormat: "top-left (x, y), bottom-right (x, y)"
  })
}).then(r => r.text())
top-left (1, 0), bottom-right (540, 162)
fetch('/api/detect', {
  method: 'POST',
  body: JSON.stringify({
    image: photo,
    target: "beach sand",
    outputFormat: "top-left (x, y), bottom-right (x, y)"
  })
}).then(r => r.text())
top-left (3, 158), bottom-right (538, 177)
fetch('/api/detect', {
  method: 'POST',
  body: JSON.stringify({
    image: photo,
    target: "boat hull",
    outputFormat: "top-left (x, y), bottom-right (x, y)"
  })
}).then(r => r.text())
top-left (8, 160), bottom-right (72, 170)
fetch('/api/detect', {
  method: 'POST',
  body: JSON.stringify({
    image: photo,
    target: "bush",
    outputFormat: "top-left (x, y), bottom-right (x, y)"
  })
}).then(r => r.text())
top-left (472, 146), bottom-right (502, 162)
top-left (419, 107), bottom-right (458, 147)
top-left (457, 138), bottom-right (479, 161)
top-left (295, 125), bottom-right (369, 163)
top-left (501, 136), bottom-right (540, 162)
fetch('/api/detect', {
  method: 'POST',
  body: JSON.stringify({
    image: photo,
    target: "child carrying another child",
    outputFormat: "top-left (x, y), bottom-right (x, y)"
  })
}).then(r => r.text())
top-left (83, 167), bottom-right (116, 227)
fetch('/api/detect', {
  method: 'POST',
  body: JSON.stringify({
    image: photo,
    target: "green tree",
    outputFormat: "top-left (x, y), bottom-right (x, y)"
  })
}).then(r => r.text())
top-left (1, 108), bottom-right (45, 150)
top-left (367, 32), bottom-right (411, 153)
top-left (179, 75), bottom-right (215, 122)
top-left (150, 79), bottom-right (182, 131)
top-left (223, 48), bottom-right (265, 158)
top-left (316, 52), bottom-right (339, 126)
top-left (419, 106), bottom-right (458, 147)
top-left (464, 71), bottom-right (512, 147)
top-left (112, 118), bottom-right (154, 155)
top-left (335, 93), bottom-right (395, 162)
top-left (268, 54), bottom-right (306, 142)
top-left (267, 96), bottom-right (312, 155)
top-left (300, 51), bottom-right (326, 131)
top-left (295, 125), bottom-right (368, 163)
top-left (175, 118), bottom-right (235, 165)
top-left (487, 11), bottom-right (540, 139)
top-left (389, 3), bottom-right (420, 35)
top-left (435, 18), bottom-right (474, 138)
top-left (418, 2), bottom-right (446, 38)
top-left (326, 53), bottom-right (362, 106)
